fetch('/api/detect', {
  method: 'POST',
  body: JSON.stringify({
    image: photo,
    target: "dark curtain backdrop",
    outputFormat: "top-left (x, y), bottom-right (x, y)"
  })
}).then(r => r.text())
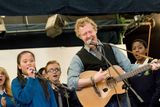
top-left (1, 0), bottom-right (160, 15)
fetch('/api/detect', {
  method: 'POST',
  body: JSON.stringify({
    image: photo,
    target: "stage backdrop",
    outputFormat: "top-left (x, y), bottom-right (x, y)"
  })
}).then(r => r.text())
top-left (1, 0), bottom-right (160, 15)
top-left (0, 45), bottom-right (126, 84)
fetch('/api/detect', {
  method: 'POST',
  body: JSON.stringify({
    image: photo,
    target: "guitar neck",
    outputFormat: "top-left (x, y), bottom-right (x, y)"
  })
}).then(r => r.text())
top-left (116, 64), bottom-right (152, 82)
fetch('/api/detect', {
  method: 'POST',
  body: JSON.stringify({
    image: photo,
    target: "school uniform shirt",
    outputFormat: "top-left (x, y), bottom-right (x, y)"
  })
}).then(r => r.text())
top-left (0, 91), bottom-right (16, 107)
top-left (11, 77), bottom-right (58, 107)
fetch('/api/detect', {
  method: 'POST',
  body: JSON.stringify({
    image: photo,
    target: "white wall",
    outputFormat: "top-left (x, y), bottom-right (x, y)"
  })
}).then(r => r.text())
top-left (0, 44), bottom-right (126, 84)
top-left (0, 47), bottom-right (81, 83)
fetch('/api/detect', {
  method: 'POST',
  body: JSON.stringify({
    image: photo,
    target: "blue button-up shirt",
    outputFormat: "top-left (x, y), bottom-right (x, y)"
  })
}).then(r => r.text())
top-left (67, 43), bottom-right (139, 90)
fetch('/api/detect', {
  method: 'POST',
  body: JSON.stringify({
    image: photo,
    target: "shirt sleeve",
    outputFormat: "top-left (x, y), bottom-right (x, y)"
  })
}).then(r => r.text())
top-left (111, 44), bottom-right (139, 72)
top-left (5, 95), bottom-right (16, 107)
top-left (11, 78), bottom-right (36, 104)
top-left (67, 55), bottom-right (84, 90)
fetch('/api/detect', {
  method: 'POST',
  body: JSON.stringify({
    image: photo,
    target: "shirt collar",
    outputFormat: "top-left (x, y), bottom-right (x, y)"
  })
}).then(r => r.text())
top-left (0, 89), bottom-right (5, 95)
top-left (135, 58), bottom-right (149, 65)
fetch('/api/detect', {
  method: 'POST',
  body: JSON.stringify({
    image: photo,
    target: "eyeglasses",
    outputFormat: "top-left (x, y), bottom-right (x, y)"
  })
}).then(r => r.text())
top-left (47, 68), bottom-right (61, 73)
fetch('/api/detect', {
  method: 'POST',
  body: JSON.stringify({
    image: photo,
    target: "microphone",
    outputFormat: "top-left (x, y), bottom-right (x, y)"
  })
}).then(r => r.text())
top-left (28, 67), bottom-right (36, 74)
top-left (86, 39), bottom-right (103, 46)
top-left (52, 80), bottom-right (73, 91)
top-left (55, 83), bottom-right (73, 91)
top-left (60, 84), bottom-right (73, 91)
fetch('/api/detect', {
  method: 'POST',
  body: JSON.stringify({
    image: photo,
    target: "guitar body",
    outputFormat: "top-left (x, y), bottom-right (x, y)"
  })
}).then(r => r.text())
top-left (76, 65), bottom-right (126, 107)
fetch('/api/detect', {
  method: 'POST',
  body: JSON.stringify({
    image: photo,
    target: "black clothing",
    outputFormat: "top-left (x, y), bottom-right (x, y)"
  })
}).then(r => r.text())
top-left (77, 44), bottom-right (118, 71)
top-left (128, 59), bottom-right (160, 107)
top-left (53, 83), bottom-right (82, 107)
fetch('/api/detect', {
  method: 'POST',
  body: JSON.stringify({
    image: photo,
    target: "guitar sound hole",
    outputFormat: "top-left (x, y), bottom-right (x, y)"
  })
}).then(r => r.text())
top-left (103, 88), bottom-right (108, 92)
top-left (107, 77), bottom-right (114, 81)
top-left (106, 77), bottom-right (116, 88)
top-left (106, 77), bottom-right (116, 83)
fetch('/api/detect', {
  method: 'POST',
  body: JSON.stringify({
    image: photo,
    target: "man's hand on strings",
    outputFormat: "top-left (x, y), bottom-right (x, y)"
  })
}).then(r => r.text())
top-left (150, 59), bottom-right (160, 70)
top-left (93, 68), bottom-right (107, 83)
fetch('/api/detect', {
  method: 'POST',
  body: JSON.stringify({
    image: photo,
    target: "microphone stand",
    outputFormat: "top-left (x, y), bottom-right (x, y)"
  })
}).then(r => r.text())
top-left (93, 44), bottom-right (144, 107)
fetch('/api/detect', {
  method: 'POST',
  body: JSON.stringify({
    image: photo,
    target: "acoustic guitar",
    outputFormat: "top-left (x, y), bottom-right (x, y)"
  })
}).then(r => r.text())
top-left (76, 64), bottom-right (152, 107)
